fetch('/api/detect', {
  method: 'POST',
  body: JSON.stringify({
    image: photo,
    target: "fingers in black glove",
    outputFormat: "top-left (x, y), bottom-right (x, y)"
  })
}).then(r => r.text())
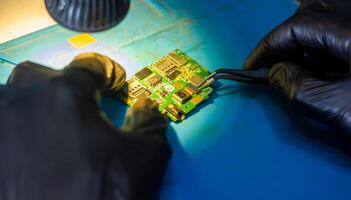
top-left (7, 53), bottom-right (126, 101)
top-left (270, 62), bottom-right (351, 133)
top-left (245, 0), bottom-right (351, 73)
top-left (64, 53), bottom-right (126, 95)
top-left (124, 96), bottom-right (165, 130)
top-left (7, 61), bottom-right (62, 86)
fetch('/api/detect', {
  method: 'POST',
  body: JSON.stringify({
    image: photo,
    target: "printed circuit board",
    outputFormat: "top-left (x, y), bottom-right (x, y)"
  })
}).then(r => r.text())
top-left (119, 49), bottom-right (213, 122)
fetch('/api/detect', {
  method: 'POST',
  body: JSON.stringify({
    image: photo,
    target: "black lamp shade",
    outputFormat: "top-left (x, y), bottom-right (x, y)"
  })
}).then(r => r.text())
top-left (45, 0), bottom-right (130, 32)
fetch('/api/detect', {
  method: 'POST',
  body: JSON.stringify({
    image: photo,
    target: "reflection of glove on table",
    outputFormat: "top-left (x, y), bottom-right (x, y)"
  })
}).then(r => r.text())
top-left (0, 53), bottom-right (171, 200)
top-left (245, 0), bottom-right (351, 133)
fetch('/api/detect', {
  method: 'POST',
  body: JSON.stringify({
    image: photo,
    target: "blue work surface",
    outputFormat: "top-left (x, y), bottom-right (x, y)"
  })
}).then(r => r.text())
top-left (1, 0), bottom-right (351, 199)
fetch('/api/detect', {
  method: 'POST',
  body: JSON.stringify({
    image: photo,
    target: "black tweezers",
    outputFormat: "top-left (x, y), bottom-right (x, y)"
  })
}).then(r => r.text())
top-left (199, 68), bottom-right (270, 87)
top-left (214, 68), bottom-right (270, 84)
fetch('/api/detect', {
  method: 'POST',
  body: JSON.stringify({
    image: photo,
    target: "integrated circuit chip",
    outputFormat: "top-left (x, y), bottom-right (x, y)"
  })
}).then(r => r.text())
top-left (154, 59), bottom-right (177, 75)
top-left (147, 74), bottom-right (162, 86)
top-left (168, 53), bottom-right (187, 65)
top-left (189, 74), bottom-right (204, 87)
top-left (173, 90), bottom-right (191, 104)
top-left (185, 83), bottom-right (200, 95)
top-left (135, 67), bottom-right (152, 80)
top-left (166, 104), bottom-right (186, 121)
top-left (167, 70), bottom-right (181, 80)
top-left (118, 49), bottom-right (214, 122)
top-left (124, 79), bottom-right (146, 99)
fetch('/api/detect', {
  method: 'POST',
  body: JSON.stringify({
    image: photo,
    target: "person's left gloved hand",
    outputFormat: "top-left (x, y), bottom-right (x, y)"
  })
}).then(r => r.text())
top-left (0, 53), bottom-right (171, 200)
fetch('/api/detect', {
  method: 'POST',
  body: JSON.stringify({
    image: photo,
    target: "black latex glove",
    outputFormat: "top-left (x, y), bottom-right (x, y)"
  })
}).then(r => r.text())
top-left (0, 53), bottom-right (171, 200)
top-left (245, 0), bottom-right (351, 133)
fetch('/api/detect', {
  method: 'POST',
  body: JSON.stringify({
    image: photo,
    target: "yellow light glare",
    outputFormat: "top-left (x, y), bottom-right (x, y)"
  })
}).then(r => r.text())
top-left (67, 33), bottom-right (97, 49)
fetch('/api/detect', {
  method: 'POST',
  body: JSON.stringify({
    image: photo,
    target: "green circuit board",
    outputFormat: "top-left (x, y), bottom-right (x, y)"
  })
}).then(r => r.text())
top-left (119, 49), bottom-right (213, 122)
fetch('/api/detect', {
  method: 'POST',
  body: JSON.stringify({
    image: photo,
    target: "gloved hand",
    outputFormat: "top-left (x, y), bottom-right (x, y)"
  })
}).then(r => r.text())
top-left (0, 53), bottom-right (171, 200)
top-left (245, 0), bottom-right (351, 133)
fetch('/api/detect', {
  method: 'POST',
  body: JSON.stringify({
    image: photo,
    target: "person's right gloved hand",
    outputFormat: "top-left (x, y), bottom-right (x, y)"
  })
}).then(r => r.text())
top-left (245, 0), bottom-right (351, 133)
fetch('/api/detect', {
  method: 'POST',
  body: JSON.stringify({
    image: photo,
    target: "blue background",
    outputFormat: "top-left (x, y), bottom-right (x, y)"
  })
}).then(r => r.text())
top-left (1, 0), bottom-right (351, 199)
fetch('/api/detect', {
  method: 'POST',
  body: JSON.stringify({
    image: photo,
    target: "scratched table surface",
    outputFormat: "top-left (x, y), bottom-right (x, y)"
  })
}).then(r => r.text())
top-left (1, 0), bottom-right (351, 199)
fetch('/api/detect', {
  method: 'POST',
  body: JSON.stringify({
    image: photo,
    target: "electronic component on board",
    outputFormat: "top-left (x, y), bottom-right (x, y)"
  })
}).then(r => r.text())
top-left (185, 83), bottom-right (200, 95)
top-left (168, 53), bottom-right (187, 66)
top-left (135, 67), bottom-right (152, 80)
top-left (166, 104), bottom-right (186, 121)
top-left (167, 70), bottom-right (181, 80)
top-left (189, 74), bottom-right (204, 87)
top-left (154, 59), bottom-right (177, 75)
top-left (124, 79), bottom-right (145, 98)
top-left (173, 90), bottom-right (191, 104)
top-left (190, 95), bottom-right (204, 105)
top-left (147, 74), bottom-right (162, 86)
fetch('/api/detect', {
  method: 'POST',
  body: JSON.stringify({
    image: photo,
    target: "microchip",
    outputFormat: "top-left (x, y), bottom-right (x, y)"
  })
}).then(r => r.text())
top-left (190, 96), bottom-right (204, 105)
top-left (154, 59), bottom-right (177, 75)
top-left (135, 67), bottom-right (152, 80)
top-left (125, 79), bottom-right (145, 98)
top-left (166, 104), bottom-right (186, 121)
top-left (147, 74), bottom-right (162, 86)
top-left (173, 90), bottom-right (191, 104)
top-left (189, 74), bottom-right (204, 87)
top-left (185, 83), bottom-right (200, 95)
top-left (167, 70), bottom-right (181, 80)
top-left (168, 53), bottom-right (187, 65)
top-left (133, 88), bottom-right (146, 99)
